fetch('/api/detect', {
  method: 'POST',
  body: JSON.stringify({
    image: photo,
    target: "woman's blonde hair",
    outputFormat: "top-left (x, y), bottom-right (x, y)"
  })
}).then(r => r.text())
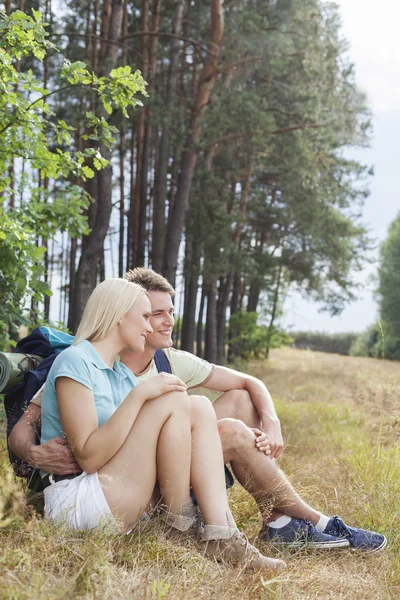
top-left (74, 278), bottom-right (146, 344)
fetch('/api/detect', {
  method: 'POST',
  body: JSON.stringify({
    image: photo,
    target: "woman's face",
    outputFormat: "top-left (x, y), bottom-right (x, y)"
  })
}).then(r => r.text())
top-left (119, 294), bottom-right (153, 352)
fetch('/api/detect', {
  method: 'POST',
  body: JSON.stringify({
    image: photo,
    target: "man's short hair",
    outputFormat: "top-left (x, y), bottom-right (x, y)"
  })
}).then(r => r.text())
top-left (125, 267), bottom-right (175, 296)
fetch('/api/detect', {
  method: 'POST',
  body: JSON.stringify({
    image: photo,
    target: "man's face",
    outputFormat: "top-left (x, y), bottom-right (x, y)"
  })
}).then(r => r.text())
top-left (145, 290), bottom-right (175, 350)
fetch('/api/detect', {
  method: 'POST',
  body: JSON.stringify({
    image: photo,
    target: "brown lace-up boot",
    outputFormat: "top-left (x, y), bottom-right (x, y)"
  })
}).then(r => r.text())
top-left (159, 499), bottom-right (203, 544)
top-left (202, 525), bottom-right (287, 571)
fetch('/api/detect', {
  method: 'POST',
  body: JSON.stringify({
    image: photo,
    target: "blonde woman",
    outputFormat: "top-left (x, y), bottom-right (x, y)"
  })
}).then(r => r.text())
top-left (40, 278), bottom-right (285, 571)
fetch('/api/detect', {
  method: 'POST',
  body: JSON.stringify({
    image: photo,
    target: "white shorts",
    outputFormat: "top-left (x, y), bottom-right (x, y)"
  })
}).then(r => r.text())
top-left (44, 471), bottom-right (120, 532)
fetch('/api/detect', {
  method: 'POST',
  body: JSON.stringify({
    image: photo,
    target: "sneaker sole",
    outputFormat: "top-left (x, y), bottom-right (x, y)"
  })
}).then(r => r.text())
top-left (270, 539), bottom-right (350, 549)
top-left (352, 535), bottom-right (387, 554)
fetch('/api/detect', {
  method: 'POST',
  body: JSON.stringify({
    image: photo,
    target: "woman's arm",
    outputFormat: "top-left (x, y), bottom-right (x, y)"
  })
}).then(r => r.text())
top-left (57, 373), bottom-right (187, 474)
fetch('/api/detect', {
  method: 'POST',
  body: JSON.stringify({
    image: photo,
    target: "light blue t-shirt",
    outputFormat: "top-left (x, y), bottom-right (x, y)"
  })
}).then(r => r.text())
top-left (41, 340), bottom-right (138, 446)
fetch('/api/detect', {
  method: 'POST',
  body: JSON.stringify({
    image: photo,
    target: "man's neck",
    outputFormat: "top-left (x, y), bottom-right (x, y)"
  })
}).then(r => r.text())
top-left (120, 346), bottom-right (156, 376)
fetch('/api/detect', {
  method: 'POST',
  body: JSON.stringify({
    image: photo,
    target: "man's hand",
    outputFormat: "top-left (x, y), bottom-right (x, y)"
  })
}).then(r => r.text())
top-left (261, 419), bottom-right (284, 459)
top-left (26, 437), bottom-right (81, 475)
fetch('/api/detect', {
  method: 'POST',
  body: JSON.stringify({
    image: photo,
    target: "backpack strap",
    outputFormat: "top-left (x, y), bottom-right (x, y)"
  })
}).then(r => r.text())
top-left (154, 349), bottom-right (172, 374)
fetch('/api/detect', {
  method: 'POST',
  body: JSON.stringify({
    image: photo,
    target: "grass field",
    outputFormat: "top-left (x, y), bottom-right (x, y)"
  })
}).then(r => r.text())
top-left (1, 348), bottom-right (399, 599)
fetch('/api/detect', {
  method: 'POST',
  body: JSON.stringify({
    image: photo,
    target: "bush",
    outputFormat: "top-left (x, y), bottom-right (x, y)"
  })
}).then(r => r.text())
top-left (350, 323), bottom-right (400, 360)
top-left (229, 311), bottom-right (292, 360)
top-left (291, 331), bottom-right (358, 356)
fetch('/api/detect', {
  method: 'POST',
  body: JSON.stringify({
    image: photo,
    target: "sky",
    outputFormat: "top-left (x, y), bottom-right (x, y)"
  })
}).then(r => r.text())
top-left (283, 0), bottom-right (400, 333)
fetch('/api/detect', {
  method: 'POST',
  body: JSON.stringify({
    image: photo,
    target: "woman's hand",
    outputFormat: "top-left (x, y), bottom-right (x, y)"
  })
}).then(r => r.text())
top-left (134, 373), bottom-right (188, 402)
top-left (250, 428), bottom-right (272, 456)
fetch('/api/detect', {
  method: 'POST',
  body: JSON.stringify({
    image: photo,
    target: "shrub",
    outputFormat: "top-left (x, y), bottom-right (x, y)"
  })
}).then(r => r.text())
top-left (229, 311), bottom-right (292, 360)
top-left (291, 331), bottom-right (358, 356)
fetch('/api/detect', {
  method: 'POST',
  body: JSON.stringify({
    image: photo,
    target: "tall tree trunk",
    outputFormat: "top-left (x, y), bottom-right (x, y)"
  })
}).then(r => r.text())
top-left (266, 261), bottom-right (283, 358)
top-left (67, 237), bottom-right (77, 331)
top-left (216, 273), bottom-right (232, 363)
top-left (127, 124), bottom-right (136, 270)
top-left (118, 0), bottom-right (128, 276)
top-left (228, 271), bottom-right (242, 362)
top-left (132, 0), bottom-right (149, 267)
top-left (137, 0), bottom-right (161, 267)
top-left (43, 0), bottom-right (51, 321)
top-left (247, 230), bottom-right (267, 312)
top-left (119, 119), bottom-right (126, 276)
top-left (70, 0), bottom-right (124, 332)
top-left (204, 279), bottom-right (217, 363)
top-left (151, 0), bottom-right (184, 272)
top-left (181, 234), bottom-right (200, 352)
top-left (162, 0), bottom-right (224, 287)
top-left (196, 283), bottom-right (206, 358)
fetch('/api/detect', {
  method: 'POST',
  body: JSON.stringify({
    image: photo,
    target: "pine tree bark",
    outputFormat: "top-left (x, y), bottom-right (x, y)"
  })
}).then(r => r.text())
top-left (181, 234), bottom-right (200, 352)
top-left (69, 0), bottom-right (124, 332)
top-left (204, 279), bottom-right (218, 363)
top-left (266, 261), bottom-right (283, 358)
top-left (216, 273), bottom-right (232, 363)
top-left (162, 0), bottom-right (224, 287)
top-left (196, 284), bottom-right (206, 358)
top-left (151, 0), bottom-right (184, 272)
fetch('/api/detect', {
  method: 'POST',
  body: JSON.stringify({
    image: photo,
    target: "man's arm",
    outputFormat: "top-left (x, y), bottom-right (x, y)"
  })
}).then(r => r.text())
top-left (201, 365), bottom-right (284, 457)
top-left (8, 403), bottom-right (81, 475)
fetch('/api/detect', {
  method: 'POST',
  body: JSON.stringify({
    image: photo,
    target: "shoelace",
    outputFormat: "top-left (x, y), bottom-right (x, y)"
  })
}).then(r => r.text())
top-left (299, 519), bottom-right (316, 539)
top-left (235, 531), bottom-right (261, 557)
top-left (329, 517), bottom-right (354, 538)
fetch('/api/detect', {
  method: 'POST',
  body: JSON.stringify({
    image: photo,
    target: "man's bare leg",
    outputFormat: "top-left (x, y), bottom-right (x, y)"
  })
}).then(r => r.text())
top-left (213, 389), bottom-right (261, 429)
top-left (217, 418), bottom-right (321, 526)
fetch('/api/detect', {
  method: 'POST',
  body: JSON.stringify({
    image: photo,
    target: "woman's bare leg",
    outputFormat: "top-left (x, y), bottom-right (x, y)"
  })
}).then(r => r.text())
top-left (189, 397), bottom-right (287, 572)
top-left (98, 391), bottom-right (192, 530)
top-left (189, 396), bottom-right (236, 526)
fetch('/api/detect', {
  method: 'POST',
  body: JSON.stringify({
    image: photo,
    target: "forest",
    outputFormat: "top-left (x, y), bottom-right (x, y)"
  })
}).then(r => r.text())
top-left (0, 0), bottom-right (374, 360)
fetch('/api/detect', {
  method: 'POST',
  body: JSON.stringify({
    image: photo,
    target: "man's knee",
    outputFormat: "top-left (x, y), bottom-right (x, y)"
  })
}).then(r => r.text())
top-left (228, 389), bottom-right (252, 412)
top-left (213, 389), bottom-right (257, 424)
top-left (217, 418), bottom-right (255, 457)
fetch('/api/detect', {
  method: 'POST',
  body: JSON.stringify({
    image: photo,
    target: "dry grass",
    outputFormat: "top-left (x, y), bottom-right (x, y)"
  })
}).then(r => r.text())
top-left (1, 348), bottom-right (399, 599)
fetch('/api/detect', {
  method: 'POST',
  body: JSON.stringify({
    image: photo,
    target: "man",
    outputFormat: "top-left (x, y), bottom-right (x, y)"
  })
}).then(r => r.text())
top-left (9, 268), bottom-right (386, 552)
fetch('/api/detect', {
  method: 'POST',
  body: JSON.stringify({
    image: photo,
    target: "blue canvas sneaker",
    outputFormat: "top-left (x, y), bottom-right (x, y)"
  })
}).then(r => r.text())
top-left (323, 516), bottom-right (387, 553)
top-left (260, 518), bottom-right (349, 549)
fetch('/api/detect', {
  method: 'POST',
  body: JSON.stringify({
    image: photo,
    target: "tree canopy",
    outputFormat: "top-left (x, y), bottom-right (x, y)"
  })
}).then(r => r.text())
top-left (0, 1), bottom-right (373, 359)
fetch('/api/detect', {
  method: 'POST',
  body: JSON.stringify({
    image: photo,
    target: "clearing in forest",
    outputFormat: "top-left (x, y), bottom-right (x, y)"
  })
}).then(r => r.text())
top-left (0, 348), bottom-right (399, 599)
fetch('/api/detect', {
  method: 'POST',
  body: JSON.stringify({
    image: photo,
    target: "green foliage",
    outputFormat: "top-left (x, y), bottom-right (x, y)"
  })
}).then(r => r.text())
top-left (0, 9), bottom-right (147, 347)
top-left (349, 323), bottom-right (385, 359)
top-left (353, 213), bottom-right (400, 362)
top-left (229, 311), bottom-right (292, 360)
top-left (0, 214), bottom-right (46, 346)
top-left (292, 331), bottom-right (359, 356)
top-left (378, 213), bottom-right (400, 341)
top-left (197, 0), bottom-right (372, 317)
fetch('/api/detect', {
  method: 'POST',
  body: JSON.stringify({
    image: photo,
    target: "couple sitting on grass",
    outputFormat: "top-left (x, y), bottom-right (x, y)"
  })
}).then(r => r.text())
top-left (9, 268), bottom-right (386, 572)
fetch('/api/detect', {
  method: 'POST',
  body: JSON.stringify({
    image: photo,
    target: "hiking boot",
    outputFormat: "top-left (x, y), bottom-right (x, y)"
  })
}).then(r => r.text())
top-left (158, 499), bottom-right (203, 544)
top-left (260, 518), bottom-right (349, 549)
top-left (323, 516), bottom-right (387, 553)
top-left (202, 525), bottom-right (287, 571)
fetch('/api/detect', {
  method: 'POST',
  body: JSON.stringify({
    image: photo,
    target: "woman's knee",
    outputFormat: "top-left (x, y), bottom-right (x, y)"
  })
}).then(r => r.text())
top-left (190, 394), bottom-right (217, 425)
top-left (146, 390), bottom-right (191, 418)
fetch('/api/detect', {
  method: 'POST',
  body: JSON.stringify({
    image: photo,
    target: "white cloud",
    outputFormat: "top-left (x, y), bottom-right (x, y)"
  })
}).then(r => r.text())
top-left (335, 0), bottom-right (400, 113)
